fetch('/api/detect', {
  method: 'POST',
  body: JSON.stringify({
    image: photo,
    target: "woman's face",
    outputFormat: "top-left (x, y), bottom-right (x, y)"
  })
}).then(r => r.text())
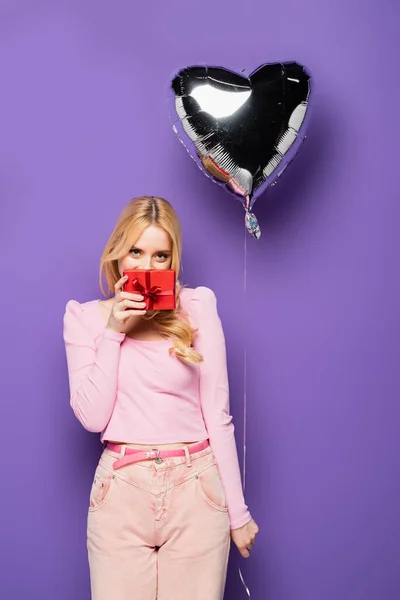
top-left (118, 225), bottom-right (173, 276)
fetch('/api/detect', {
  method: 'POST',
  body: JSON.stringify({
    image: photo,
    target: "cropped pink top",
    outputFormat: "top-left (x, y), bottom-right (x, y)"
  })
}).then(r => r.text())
top-left (63, 285), bottom-right (251, 529)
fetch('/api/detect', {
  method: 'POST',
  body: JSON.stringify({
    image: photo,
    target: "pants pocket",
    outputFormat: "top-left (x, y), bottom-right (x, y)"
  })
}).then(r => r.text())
top-left (195, 463), bottom-right (229, 512)
top-left (89, 463), bottom-right (116, 512)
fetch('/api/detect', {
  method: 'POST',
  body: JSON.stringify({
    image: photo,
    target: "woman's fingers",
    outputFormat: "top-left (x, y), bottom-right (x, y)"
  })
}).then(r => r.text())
top-left (114, 274), bottom-right (128, 295)
top-left (116, 308), bottom-right (147, 322)
top-left (106, 276), bottom-right (146, 333)
top-left (119, 291), bottom-right (144, 302)
top-left (117, 299), bottom-right (147, 311)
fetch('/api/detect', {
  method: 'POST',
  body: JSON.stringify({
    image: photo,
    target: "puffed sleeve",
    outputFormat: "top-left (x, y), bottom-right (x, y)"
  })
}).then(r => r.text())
top-left (188, 287), bottom-right (252, 530)
top-left (63, 300), bottom-right (126, 433)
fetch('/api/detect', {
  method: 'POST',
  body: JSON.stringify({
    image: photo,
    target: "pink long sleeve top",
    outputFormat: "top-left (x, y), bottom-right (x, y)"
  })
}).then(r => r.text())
top-left (63, 285), bottom-right (251, 529)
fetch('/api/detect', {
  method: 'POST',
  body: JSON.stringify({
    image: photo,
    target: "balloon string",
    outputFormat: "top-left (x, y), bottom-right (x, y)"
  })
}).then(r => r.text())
top-left (243, 219), bottom-right (248, 492)
top-left (238, 221), bottom-right (251, 598)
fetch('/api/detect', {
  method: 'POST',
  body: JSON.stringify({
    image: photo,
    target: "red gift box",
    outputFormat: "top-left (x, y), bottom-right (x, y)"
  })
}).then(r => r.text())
top-left (123, 269), bottom-right (176, 311)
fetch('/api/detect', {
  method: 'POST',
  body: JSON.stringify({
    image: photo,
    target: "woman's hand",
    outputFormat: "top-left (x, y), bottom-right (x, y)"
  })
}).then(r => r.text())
top-left (106, 275), bottom-right (147, 334)
top-left (231, 518), bottom-right (259, 558)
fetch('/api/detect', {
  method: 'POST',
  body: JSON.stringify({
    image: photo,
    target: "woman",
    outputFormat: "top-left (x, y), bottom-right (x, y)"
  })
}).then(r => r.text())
top-left (63, 196), bottom-right (258, 600)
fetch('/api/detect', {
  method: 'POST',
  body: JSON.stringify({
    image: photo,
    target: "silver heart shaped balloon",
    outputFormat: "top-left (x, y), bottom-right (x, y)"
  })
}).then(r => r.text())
top-left (170, 62), bottom-right (313, 239)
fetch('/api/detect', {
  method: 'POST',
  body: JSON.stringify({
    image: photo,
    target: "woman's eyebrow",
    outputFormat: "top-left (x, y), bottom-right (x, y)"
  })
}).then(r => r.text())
top-left (131, 245), bottom-right (171, 253)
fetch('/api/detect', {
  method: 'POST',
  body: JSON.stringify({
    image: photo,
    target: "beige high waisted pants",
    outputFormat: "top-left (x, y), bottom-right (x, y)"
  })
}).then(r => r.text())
top-left (87, 444), bottom-right (231, 600)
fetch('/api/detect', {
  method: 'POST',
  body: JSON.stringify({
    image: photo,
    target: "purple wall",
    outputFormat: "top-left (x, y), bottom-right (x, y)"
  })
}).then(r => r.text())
top-left (1, 1), bottom-right (399, 599)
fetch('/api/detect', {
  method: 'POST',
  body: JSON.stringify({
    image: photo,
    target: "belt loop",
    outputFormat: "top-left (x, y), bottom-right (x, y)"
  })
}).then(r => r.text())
top-left (120, 444), bottom-right (127, 458)
top-left (184, 446), bottom-right (192, 468)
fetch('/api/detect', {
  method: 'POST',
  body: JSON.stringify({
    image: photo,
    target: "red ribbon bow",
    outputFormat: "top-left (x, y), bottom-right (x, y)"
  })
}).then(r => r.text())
top-left (132, 273), bottom-right (173, 310)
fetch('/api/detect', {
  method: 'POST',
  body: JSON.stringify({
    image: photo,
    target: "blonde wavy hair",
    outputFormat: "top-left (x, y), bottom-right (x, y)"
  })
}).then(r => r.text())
top-left (99, 196), bottom-right (202, 365)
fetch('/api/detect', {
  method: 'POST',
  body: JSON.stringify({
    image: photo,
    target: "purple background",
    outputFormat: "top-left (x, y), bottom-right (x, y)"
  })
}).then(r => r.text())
top-left (1, 1), bottom-right (399, 599)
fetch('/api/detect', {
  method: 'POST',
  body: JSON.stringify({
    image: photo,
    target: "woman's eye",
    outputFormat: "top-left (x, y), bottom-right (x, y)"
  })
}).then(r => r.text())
top-left (129, 248), bottom-right (169, 261)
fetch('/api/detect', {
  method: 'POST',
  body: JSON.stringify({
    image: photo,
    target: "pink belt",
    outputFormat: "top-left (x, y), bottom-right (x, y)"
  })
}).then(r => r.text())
top-left (106, 439), bottom-right (210, 470)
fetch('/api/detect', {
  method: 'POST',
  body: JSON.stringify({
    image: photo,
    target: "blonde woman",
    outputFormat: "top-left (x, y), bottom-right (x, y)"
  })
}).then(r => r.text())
top-left (63, 196), bottom-right (258, 600)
